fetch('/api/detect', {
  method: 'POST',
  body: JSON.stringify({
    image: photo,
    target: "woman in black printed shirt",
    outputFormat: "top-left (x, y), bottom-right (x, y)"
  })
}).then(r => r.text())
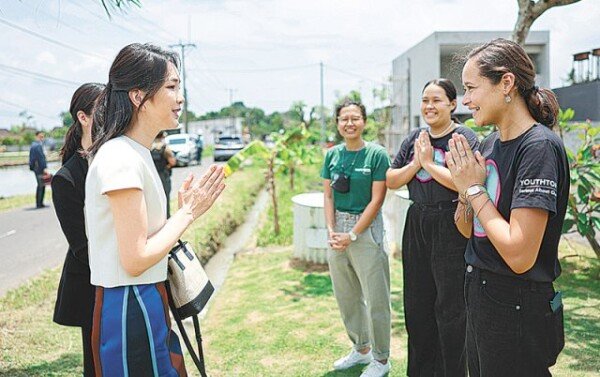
top-left (447, 38), bottom-right (569, 377)
top-left (387, 78), bottom-right (478, 377)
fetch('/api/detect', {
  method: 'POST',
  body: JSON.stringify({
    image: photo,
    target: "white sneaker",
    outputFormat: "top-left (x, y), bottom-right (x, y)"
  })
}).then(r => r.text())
top-left (360, 359), bottom-right (391, 377)
top-left (333, 348), bottom-right (373, 370)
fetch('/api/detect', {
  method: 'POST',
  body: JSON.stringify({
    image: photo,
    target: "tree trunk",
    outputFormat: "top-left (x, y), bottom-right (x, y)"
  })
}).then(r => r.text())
top-left (268, 155), bottom-right (280, 235)
top-left (512, 0), bottom-right (582, 45)
top-left (585, 231), bottom-right (600, 258)
top-left (289, 165), bottom-right (295, 190)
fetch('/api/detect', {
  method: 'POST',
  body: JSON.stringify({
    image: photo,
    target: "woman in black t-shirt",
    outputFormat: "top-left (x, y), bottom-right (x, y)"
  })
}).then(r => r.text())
top-left (446, 38), bottom-right (569, 377)
top-left (387, 78), bottom-right (478, 376)
top-left (52, 82), bottom-right (104, 376)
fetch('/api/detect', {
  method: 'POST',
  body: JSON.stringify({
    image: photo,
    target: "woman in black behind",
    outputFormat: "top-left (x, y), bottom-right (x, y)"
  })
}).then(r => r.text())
top-left (52, 82), bottom-right (104, 376)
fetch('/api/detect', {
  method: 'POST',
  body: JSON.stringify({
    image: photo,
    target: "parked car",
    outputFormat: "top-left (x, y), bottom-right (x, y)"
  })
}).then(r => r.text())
top-left (213, 136), bottom-right (245, 161)
top-left (166, 133), bottom-right (200, 166)
top-left (195, 134), bottom-right (204, 164)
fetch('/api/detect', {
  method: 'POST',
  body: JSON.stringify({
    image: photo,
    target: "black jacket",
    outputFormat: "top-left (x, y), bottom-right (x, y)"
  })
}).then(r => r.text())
top-left (52, 153), bottom-right (95, 327)
top-left (29, 141), bottom-right (47, 174)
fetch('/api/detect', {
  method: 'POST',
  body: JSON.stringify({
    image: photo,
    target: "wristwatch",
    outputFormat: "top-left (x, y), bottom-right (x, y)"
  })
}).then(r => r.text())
top-left (348, 231), bottom-right (357, 242)
top-left (465, 184), bottom-right (487, 199)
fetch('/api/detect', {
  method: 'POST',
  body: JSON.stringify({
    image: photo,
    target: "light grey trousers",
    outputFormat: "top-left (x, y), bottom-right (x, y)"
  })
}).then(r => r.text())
top-left (328, 211), bottom-right (391, 360)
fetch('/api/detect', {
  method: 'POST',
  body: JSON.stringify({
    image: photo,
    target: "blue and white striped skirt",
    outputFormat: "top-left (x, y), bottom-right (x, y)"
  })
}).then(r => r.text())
top-left (91, 282), bottom-right (187, 377)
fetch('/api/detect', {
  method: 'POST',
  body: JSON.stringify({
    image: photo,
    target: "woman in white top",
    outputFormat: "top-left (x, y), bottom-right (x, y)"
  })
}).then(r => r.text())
top-left (85, 43), bottom-right (225, 377)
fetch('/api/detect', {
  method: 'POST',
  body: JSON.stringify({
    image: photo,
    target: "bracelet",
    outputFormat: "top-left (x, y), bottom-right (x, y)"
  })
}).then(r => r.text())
top-left (474, 198), bottom-right (491, 218)
top-left (466, 190), bottom-right (487, 204)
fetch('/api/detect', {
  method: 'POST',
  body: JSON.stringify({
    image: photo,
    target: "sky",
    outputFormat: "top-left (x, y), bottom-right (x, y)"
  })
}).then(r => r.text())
top-left (0, 0), bottom-right (598, 130)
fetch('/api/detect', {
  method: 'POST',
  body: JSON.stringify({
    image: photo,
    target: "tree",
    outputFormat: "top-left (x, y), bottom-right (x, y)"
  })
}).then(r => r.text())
top-left (557, 109), bottom-right (600, 257)
top-left (60, 111), bottom-right (73, 127)
top-left (512, 0), bottom-right (582, 45)
top-left (99, 0), bottom-right (141, 18)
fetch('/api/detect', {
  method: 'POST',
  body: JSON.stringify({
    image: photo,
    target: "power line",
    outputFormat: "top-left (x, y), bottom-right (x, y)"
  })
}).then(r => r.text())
top-left (23, 0), bottom-right (88, 35)
top-left (0, 98), bottom-right (59, 121)
top-left (325, 64), bottom-right (388, 86)
top-left (68, 0), bottom-right (148, 40)
top-left (0, 63), bottom-right (80, 88)
top-left (0, 17), bottom-right (110, 62)
top-left (193, 63), bottom-right (318, 73)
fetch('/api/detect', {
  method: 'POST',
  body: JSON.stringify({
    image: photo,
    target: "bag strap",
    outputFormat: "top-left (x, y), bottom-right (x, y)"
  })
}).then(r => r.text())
top-left (166, 281), bottom-right (208, 377)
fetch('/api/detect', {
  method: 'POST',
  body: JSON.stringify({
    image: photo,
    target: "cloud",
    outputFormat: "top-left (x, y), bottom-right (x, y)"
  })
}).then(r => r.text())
top-left (0, 0), bottom-right (598, 129)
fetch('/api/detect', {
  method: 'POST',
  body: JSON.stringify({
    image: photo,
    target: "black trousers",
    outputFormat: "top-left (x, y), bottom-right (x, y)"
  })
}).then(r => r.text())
top-left (34, 173), bottom-right (45, 207)
top-left (81, 319), bottom-right (95, 376)
top-left (465, 265), bottom-right (564, 377)
top-left (402, 202), bottom-right (468, 377)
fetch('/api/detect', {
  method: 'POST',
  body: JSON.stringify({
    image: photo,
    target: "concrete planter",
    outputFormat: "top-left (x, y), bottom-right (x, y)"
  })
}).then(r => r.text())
top-left (292, 192), bottom-right (328, 264)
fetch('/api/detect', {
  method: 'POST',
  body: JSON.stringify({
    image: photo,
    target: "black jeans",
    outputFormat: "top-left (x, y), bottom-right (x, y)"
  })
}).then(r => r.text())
top-left (402, 202), bottom-right (468, 377)
top-left (465, 265), bottom-right (565, 377)
top-left (34, 173), bottom-right (45, 207)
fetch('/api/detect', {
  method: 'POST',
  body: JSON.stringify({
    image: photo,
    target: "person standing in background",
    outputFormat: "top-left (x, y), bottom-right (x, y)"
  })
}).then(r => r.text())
top-left (29, 131), bottom-right (48, 208)
top-left (322, 99), bottom-right (392, 377)
top-left (52, 82), bottom-right (105, 376)
top-left (151, 131), bottom-right (176, 217)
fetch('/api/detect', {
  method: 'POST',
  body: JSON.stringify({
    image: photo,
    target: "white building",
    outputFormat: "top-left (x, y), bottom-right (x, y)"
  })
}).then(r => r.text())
top-left (387, 31), bottom-right (550, 154)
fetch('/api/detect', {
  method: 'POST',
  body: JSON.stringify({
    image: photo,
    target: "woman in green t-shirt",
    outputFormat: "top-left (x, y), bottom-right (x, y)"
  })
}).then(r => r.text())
top-left (321, 99), bottom-right (391, 377)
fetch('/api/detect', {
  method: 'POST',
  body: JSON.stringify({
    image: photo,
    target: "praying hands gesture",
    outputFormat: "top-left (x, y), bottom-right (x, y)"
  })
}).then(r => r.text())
top-left (445, 133), bottom-right (486, 196)
top-left (178, 165), bottom-right (226, 220)
top-left (415, 131), bottom-right (434, 169)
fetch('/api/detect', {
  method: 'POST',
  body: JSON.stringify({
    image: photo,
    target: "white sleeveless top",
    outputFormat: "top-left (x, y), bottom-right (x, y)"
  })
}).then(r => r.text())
top-left (85, 136), bottom-right (167, 287)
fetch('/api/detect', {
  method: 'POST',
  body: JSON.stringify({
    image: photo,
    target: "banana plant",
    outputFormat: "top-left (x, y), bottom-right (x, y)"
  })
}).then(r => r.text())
top-left (557, 109), bottom-right (600, 257)
top-left (222, 124), bottom-right (320, 234)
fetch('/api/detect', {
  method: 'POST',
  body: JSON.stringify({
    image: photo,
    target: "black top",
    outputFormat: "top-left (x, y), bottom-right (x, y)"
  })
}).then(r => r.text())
top-left (52, 153), bottom-right (95, 326)
top-left (465, 124), bottom-right (569, 282)
top-left (391, 126), bottom-right (480, 204)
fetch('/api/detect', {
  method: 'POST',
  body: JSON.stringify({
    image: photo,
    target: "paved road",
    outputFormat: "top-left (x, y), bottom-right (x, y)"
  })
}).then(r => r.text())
top-left (0, 158), bottom-right (221, 297)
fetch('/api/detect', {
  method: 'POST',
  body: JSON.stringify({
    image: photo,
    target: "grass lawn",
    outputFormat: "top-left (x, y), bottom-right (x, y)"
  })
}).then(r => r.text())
top-left (0, 192), bottom-right (51, 213)
top-left (0, 151), bottom-right (60, 167)
top-left (195, 243), bottom-right (600, 377)
top-left (257, 164), bottom-right (323, 247)
top-left (1, 245), bottom-right (596, 376)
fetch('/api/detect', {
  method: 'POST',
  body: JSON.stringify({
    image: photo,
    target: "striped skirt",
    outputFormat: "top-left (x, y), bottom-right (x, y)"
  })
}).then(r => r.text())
top-left (92, 282), bottom-right (187, 377)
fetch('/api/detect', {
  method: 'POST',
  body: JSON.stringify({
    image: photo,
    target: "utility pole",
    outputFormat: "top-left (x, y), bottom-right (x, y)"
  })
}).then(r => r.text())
top-left (226, 88), bottom-right (238, 135)
top-left (170, 40), bottom-right (196, 133)
top-left (320, 61), bottom-right (325, 145)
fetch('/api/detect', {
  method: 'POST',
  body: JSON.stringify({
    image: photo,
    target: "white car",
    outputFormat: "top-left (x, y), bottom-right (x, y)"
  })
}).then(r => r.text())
top-left (166, 133), bottom-right (200, 166)
top-left (213, 136), bottom-right (245, 161)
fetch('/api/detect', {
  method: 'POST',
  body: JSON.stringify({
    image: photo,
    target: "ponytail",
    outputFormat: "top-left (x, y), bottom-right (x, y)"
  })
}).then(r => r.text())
top-left (87, 83), bottom-right (134, 157)
top-left (523, 86), bottom-right (559, 128)
top-left (60, 120), bottom-right (82, 164)
top-left (467, 39), bottom-right (559, 129)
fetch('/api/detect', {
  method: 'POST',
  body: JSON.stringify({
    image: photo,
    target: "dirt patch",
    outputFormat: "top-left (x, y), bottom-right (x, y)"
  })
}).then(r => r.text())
top-left (288, 257), bottom-right (329, 273)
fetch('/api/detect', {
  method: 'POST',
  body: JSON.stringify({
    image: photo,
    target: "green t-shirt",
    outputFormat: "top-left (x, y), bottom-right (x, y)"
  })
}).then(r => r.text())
top-left (320, 142), bottom-right (390, 214)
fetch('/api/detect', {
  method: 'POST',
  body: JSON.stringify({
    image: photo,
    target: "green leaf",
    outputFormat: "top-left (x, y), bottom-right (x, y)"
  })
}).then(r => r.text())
top-left (577, 185), bottom-right (589, 203)
top-left (562, 218), bottom-right (575, 233)
top-left (592, 217), bottom-right (600, 230)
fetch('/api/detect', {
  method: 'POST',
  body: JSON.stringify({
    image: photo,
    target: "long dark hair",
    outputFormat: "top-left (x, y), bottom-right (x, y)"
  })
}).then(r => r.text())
top-left (422, 78), bottom-right (460, 124)
top-left (467, 38), bottom-right (559, 128)
top-left (60, 83), bottom-right (105, 164)
top-left (88, 43), bottom-right (179, 157)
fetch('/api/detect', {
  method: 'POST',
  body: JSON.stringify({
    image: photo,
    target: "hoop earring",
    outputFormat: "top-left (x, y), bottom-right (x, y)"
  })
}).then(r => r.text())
top-left (504, 94), bottom-right (512, 104)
